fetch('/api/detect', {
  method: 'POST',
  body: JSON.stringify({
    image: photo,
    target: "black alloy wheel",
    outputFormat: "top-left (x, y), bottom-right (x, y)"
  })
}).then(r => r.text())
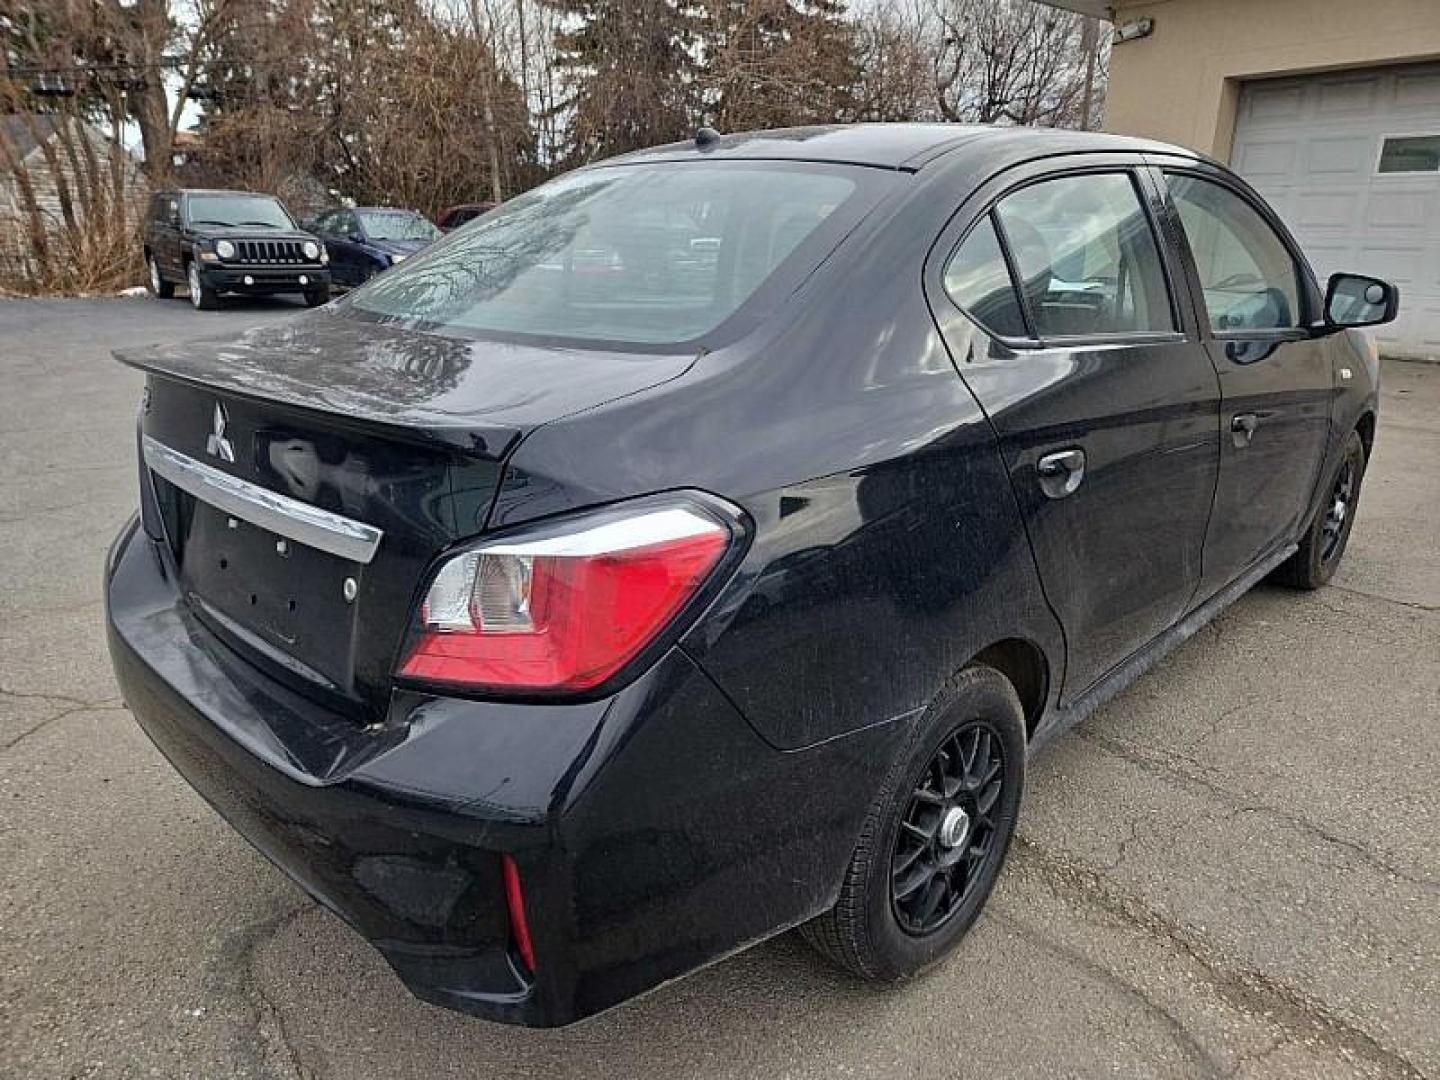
top-left (1272, 428), bottom-right (1366, 590)
top-left (891, 721), bottom-right (1006, 935)
top-left (802, 664), bottom-right (1025, 982)
top-left (1320, 457), bottom-right (1356, 564)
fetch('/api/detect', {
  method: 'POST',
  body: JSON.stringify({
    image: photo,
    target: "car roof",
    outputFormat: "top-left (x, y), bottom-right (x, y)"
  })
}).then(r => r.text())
top-left (159, 188), bottom-right (286, 198)
top-left (603, 123), bottom-right (1197, 171)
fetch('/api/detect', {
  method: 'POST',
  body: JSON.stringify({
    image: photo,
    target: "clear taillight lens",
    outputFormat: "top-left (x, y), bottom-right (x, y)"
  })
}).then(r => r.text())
top-left (399, 500), bottom-right (736, 692)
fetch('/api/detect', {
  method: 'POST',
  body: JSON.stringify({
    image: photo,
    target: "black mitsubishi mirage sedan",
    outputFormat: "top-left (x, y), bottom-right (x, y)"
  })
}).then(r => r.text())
top-left (106, 124), bottom-right (1397, 1027)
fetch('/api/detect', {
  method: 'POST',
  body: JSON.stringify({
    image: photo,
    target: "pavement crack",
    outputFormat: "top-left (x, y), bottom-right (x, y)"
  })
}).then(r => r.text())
top-left (1077, 730), bottom-right (1440, 891)
top-left (2, 701), bottom-right (128, 752)
top-left (1323, 583), bottom-right (1440, 614)
top-left (1011, 835), bottom-right (1427, 1079)
top-left (993, 909), bottom-right (1227, 1078)
top-left (205, 901), bottom-right (322, 1080)
top-left (0, 683), bottom-right (101, 709)
top-left (1097, 817), bottom-right (1144, 873)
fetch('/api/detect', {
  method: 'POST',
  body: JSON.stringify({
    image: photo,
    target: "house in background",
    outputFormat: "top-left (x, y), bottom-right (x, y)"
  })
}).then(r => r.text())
top-left (0, 114), bottom-right (148, 279)
top-left (1044, 0), bottom-right (1440, 359)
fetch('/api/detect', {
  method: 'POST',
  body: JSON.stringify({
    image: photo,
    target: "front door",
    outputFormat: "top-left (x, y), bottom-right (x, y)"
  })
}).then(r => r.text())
top-left (932, 162), bottom-right (1220, 702)
top-left (1157, 167), bottom-right (1333, 600)
top-left (159, 194), bottom-right (185, 277)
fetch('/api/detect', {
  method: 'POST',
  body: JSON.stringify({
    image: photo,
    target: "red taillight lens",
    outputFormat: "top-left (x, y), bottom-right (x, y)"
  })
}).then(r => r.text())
top-left (399, 502), bottom-right (734, 692)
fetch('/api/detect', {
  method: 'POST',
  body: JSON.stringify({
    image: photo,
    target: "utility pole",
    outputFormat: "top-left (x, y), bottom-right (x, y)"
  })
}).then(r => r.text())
top-left (1080, 15), bottom-right (1098, 131)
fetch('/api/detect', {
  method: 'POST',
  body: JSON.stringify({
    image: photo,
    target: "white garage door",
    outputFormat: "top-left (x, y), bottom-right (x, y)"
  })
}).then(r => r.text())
top-left (1231, 62), bottom-right (1440, 359)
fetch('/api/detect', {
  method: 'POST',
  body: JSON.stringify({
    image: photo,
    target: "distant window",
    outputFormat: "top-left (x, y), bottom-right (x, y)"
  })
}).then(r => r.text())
top-left (943, 216), bottom-right (1028, 338)
top-left (1378, 135), bottom-right (1440, 174)
top-left (1167, 174), bottom-right (1302, 332)
top-left (356, 209), bottom-right (440, 242)
top-left (993, 172), bottom-right (1175, 338)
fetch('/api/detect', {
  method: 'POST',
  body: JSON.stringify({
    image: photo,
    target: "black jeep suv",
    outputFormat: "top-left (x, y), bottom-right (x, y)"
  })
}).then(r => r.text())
top-left (143, 189), bottom-right (332, 310)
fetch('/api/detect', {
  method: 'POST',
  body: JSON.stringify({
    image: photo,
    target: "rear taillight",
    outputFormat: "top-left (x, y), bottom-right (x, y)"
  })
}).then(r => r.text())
top-left (398, 498), bottom-right (738, 692)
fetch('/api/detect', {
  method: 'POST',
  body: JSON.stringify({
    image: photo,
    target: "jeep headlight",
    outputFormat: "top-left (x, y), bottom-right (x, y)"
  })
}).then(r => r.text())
top-left (302, 240), bottom-right (321, 260)
top-left (214, 239), bottom-right (236, 260)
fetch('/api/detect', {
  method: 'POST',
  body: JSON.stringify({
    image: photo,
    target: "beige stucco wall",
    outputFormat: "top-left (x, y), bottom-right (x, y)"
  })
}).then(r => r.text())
top-left (1103, 0), bottom-right (1440, 159)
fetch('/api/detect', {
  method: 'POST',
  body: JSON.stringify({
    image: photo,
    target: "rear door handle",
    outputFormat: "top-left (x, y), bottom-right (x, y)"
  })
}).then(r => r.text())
top-left (1037, 449), bottom-right (1086, 498)
top-left (1230, 411), bottom-right (1270, 448)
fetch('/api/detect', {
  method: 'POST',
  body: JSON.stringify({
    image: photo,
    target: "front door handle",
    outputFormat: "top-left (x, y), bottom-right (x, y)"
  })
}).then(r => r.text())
top-left (1037, 449), bottom-right (1086, 499)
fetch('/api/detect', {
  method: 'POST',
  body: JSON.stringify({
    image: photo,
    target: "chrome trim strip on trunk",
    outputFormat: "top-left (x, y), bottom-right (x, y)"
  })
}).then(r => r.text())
top-left (141, 435), bottom-right (383, 564)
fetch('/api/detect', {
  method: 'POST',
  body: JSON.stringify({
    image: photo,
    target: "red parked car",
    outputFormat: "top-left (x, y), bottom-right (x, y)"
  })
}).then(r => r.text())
top-left (435, 202), bottom-right (497, 231)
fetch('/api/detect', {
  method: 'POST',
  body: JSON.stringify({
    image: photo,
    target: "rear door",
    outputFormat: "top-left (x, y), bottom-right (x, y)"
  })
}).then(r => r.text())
top-left (1153, 163), bottom-right (1332, 600)
top-left (929, 156), bottom-right (1220, 701)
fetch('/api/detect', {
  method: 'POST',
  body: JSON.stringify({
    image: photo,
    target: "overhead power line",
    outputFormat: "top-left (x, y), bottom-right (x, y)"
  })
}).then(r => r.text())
top-left (3, 56), bottom-right (315, 78)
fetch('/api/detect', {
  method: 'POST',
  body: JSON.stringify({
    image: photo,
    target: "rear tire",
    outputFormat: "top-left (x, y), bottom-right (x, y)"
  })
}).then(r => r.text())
top-left (146, 254), bottom-right (175, 299)
top-left (801, 664), bottom-right (1025, 981)
top-left (187, 260), bottom-right (220, 310)
top-left (1272, 429), bottom-right (1366, 590)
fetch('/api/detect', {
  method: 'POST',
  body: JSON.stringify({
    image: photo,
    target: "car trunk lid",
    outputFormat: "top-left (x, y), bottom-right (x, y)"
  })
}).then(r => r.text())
top-left (117, 312), bottom-right (696, 721)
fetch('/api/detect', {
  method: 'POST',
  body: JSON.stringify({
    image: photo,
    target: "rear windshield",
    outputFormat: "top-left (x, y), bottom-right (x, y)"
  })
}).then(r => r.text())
top-left (342, 161), bottom-right (885, 347)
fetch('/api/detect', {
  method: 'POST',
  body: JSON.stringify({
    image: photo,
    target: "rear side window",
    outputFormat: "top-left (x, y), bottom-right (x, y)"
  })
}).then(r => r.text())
top-left (1166, 174), bottom-right (1302, 332)
top-left (346, 161), bottom-right (881, 347)
top-left (994, 173), bottom-right (1175, 338)
top-left (944, 217), bottom-right (1027, 338)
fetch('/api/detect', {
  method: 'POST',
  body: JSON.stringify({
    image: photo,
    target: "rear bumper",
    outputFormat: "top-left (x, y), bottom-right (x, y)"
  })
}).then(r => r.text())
top-left (105, 516), bottom-right (904, 1025)
top-left (198, 266), bottom-right (330, 293)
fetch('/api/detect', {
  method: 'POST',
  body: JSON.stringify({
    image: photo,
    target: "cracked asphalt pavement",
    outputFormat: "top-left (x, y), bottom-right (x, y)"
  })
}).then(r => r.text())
top-left (2, 298), bottom-right (1437, 1079)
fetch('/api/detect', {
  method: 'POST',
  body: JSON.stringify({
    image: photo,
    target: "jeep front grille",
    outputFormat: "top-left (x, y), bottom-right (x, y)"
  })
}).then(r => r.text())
top-left (235, 239), bottom-right (306, 264)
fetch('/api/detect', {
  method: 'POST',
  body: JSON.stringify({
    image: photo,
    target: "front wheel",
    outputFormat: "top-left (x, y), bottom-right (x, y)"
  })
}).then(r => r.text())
top-left (1272, 429), bottom-right (1367, 590)
top-left (802, 664), bottom-right (1025, 981)
top-left (187, 261), bottom-right (219, 310)
top-left (303, 285), bottom-right (331, 308)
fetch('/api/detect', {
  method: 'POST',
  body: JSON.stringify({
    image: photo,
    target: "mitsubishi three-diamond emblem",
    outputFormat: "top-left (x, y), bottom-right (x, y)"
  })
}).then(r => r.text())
top-left (206, 402), bottom-right (236, 463)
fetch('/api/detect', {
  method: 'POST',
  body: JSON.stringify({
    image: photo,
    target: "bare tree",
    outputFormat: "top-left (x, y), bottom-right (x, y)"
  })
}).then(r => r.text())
top-left (695, 0), bottom-right (860, 131)
top-left (931, 0), bottom-right (1095, 127)
top-left (851, 0), bottom-right (938, 122)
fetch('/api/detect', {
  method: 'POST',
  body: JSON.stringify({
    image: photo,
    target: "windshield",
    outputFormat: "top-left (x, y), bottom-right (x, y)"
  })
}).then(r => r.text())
top-left (344, 161), bottom-right (875, 346)
top-left (358, 210), bottom-right (440, 242)
top-left (187, 194), bottom-right (294, 229)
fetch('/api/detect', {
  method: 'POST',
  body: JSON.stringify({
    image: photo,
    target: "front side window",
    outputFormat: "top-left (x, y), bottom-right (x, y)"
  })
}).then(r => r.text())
top-left (1167, 174), bottom-right (1302, 332)
top-left (994, 172), bottom-right (1175, 338)
top-left (345, 161), bottom-right (879, 346)
top-left (186, 193), bottom-right (295, 230)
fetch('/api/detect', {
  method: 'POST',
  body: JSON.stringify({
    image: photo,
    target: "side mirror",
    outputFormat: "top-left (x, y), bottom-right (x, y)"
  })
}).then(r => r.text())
top-left (1325, 273), bottom-right (1399, 329)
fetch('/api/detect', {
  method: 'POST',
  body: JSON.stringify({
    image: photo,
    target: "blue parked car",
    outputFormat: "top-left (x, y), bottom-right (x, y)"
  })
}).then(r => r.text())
top-left (306, 207), bottom-right (441, 287)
